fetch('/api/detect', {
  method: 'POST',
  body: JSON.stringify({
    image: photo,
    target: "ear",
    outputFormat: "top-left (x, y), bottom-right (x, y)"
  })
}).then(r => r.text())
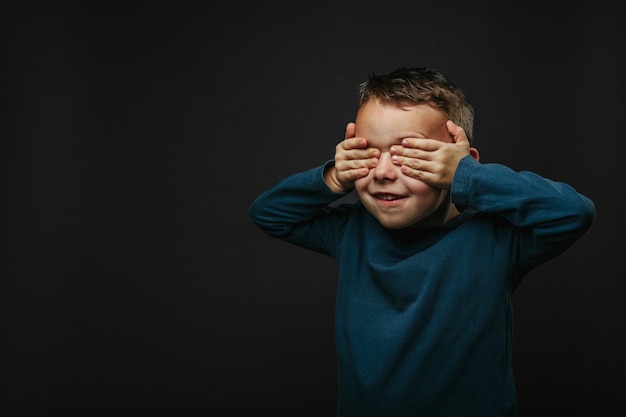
top-left (469, 147), bottom-right (480, 162)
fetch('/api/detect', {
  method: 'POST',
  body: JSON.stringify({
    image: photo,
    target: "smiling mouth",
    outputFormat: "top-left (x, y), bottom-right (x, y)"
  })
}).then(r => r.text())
top-left (375, 193), bottom-right (406, 201)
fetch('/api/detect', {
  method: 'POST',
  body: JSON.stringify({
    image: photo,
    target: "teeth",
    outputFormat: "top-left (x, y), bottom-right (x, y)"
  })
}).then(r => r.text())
top-left (377, 194), bottom-right (401, 201)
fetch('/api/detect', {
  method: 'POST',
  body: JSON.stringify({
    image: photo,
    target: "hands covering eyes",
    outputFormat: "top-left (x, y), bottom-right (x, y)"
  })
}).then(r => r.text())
top-left (324, 120), bottom-right (473, 193)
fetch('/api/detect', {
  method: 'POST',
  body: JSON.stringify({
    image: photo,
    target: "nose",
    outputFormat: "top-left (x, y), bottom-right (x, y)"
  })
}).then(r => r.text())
top-left (373, 152), bottom-right (398, 182)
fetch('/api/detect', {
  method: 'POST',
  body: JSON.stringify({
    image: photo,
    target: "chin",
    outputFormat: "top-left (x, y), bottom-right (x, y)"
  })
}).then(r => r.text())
top-left (376, 216), bottom-right (415, 230)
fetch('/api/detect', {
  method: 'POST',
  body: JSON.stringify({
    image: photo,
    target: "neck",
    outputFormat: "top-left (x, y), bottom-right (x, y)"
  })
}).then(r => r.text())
top-left (413, 194), bottom-right (459, 228)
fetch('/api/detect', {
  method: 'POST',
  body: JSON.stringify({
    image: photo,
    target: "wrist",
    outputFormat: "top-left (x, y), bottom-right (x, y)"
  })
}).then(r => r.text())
top-left (324, 164), bottom-right (350, 193)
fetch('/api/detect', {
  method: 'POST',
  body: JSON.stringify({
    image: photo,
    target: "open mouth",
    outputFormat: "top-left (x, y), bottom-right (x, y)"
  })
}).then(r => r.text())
top-left (375, 193), bottom-right (406, 201)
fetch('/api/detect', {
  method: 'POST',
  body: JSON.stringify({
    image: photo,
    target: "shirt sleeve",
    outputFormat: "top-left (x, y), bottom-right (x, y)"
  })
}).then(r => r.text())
top-left (248, 161), bottom-right (351, 256)
top-left (451, 155), bottom-right (596, 270)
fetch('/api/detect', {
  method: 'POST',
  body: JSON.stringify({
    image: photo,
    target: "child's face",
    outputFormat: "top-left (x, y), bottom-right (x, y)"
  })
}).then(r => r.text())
top-left (354, 100), bottom-right (455, 229)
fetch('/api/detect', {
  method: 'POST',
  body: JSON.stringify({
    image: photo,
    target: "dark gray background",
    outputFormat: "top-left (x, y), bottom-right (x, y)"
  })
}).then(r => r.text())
top-left (2, 2), bottom-right (624, 416)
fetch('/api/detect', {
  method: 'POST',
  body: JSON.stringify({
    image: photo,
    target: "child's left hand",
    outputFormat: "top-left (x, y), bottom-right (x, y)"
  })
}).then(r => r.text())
top-left (390, 120), bottom-right (473, 190)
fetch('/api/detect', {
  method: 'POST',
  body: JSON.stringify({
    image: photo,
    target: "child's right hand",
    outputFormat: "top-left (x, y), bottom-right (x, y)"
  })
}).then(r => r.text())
top-left (324, 122), bottom-right (380, 193)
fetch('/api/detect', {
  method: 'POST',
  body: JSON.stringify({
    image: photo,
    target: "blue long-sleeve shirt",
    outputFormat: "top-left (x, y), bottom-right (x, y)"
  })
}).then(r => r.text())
top-left (249, 156), bottom-right (595, 417)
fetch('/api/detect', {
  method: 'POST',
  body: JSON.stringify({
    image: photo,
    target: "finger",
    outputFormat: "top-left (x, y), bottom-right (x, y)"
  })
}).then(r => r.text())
top-left (336, 156), bottom-right (378, 172)
top-left (346, 148), bottom-right (379, 161)
top-left (336, 149), bottom-right (378, 165)
top-left (399, 164), bottom-right (448, 188)
top-left (340, 138), bottom-right (380, 159)
top-left (400, 138), bottom-right (442, 151)
top-left (346, 167), bottom-right (371, 180)
top-left (446, 120), bottom-right (470, 145)
top-left (393, 155), bottom-right (436, 173)
top-left (399, 164), bottom-right (429, 182)
top-left (337, 166), bottom-right (371, 184)
top-left (342, 137), bottom-right (368, 150)
top-left (345, 122), bottom-right (356, 140)
top-left (391, 146), bottom-right (433, 162)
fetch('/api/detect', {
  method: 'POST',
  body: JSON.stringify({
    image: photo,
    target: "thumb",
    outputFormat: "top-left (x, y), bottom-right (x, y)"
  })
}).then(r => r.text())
top-left (446, 120), bottom-right (469, 146)
top-left (345, 122), bottom-right (356, 139)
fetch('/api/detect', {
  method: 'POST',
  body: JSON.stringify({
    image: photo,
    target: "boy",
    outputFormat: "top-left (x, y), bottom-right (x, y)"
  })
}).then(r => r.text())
top-left (248, 67), bottom-right (595, 416)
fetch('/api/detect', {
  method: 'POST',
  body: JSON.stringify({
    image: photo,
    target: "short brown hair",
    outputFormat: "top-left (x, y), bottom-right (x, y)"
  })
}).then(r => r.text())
top-left (358, 67), bottom-right (475, 143)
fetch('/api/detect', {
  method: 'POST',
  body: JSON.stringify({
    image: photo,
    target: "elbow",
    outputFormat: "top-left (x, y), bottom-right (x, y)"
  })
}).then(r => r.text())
top-left (248, 199), bottom-right (272, 233)
top-left (579, 197), bottom-right (596, 234)
top-left (248, 199), bottom-right (291, 238)
top-left (248, 199), bottom-right (262, 227)
top-left (569, 194), bottom-right (596, 238)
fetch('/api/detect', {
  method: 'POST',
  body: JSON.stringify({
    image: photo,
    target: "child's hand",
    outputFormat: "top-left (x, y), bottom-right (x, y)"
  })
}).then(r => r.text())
top-left (390, 120), bottom-right (472, 190)
top-left (324, 122), bottom-right (380, 193)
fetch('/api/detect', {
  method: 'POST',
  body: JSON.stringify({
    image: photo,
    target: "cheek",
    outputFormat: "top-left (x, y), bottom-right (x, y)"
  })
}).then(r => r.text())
top-left (404, 177), bottom-right (437, 195)
top-left (354, 175), bottom-right (370, 193)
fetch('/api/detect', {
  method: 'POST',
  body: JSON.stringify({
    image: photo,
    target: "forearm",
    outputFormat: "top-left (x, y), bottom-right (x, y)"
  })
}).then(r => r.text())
top-left (451, 156), bottom-right (595, 262)
top-left (249, 162), bottom-right (349, 238)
